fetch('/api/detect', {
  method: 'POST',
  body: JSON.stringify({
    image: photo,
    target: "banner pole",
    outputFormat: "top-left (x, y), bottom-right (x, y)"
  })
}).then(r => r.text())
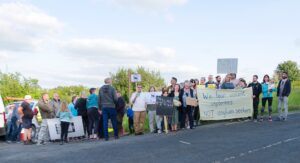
top-left (164, 116), bottom-right (168, 134)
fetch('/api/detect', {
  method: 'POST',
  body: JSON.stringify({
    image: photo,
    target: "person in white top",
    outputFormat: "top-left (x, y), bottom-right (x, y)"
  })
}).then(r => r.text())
top-left (146, 86), bottom-right (162, 134)
top-left (130, 84), bottom-right (147, 135)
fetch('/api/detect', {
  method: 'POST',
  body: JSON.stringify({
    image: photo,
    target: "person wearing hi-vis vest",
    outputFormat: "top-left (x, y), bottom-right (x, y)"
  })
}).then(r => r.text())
top-left (130, 84), bottom-right (147, 136)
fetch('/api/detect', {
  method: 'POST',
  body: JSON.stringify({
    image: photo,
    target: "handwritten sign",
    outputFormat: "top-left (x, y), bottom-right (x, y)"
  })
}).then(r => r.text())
top-left (217, 58), bottom-right (238, 74)
top-left (197, 88), bottom-right (253, 120)
top-left (186, 97), bottom-right (198, 107)
top-left (47, 116), bottom-right (84, 140)
top-left (156, 96), bottom-right (174, 116)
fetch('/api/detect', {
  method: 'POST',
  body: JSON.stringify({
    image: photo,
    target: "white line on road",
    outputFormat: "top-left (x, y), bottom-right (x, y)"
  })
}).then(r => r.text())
top-left (179, 140), bottom-right (191, 145)
top-left (213, 136), bottom-right (300, 163)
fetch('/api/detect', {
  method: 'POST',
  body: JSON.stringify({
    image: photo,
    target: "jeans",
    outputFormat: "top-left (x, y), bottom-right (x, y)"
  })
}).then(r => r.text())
top-left (88, 107), bottom-right (100, 135)
top-left (181, 107), bottom-right (194, 129)
top-left (278, 96), bottom-right (288, 119)
top-left (148, 110), bottom-right (162, 132)
top-left (38, 119), bottom-right (50, 143)
top-left (6, 118), bottom-right (18, 141)
top-left (60, 121), bottom-right (70, 141)
top-left (103, 108), bottom-right (118, 139)
top-left (253, 97), bottom-right (259, 120)
top-left (261, 97), bottom-right (273, 116)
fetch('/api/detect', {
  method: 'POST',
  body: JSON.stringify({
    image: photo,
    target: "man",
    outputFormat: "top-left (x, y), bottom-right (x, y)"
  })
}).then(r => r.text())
top-left (49, 93), bottom-right (61, 117)
top-left (18, 95), bottom-right (35, 145)
top-left (205, 75), bottom-right (216, 88)
top-left (116, 91), bottom-right (126, 136)
top-left (98, 78), bottom-right (118, 141)
top-left (37, 93), bottom-right (54, 145)
top-left (168, 77), bottom-right (177, 94)
top-left (75, 91), bottom-right (89, 138)
top-left (215, 75), bottom-right (222, 89)
top-left (130, 84), bottom-right (147, 135)
top-left (248, 75), bottom-right (262, 122)
top-left (230, 73), bottom-right (239, 88)
top-left (277, 72), bottom-right (291, 121)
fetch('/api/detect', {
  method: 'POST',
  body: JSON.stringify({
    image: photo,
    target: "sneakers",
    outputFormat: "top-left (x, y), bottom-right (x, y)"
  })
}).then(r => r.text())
top-left (259, 118), bottom-right (264, 122)
top-left (253, 119), bottom-right (258, 123)
top-left (60, 141), bottom-right (64, 145)
top-left (157, 130), bottom-right (162, 134)
top-left (268, 116), bottom-right (273, 122)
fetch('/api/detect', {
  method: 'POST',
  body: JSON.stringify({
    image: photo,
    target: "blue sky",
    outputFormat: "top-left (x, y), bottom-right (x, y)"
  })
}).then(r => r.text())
top-left (0, 0), bottom-right (299, 88)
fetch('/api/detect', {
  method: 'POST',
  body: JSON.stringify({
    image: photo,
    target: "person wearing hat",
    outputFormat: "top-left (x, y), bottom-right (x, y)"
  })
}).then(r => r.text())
top-left (18, 95), bottom-right (35, 145)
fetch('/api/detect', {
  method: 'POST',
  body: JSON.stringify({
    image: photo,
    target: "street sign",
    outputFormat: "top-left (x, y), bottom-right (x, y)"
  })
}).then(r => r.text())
top-left (217, 58), bottom-right (238, 74)
top-left (131, 74), bottom-right (141, 82)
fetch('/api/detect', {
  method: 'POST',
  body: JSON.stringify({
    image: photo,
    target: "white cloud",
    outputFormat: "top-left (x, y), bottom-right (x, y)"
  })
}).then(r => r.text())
top-left (106, 0), bottom-right (188, 11)
top-left (0, 2), bottom-right (63, 52)
top-left (60, 38), bottom-right (176, 61)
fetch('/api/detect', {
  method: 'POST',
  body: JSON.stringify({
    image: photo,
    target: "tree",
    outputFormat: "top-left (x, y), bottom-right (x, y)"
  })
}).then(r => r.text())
top-left (47, 86), bottom-right (88, 103)
top-left (276, 60), bottom-right (300, 81)
top-left (110, 67), bottom-right (165, 102)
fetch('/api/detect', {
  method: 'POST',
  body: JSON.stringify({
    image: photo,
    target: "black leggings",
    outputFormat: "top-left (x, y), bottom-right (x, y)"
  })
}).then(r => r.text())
top-left (261, 97), bottom-right (273, 116)
top-left (61, 121), bottom-right (70, 141)
top-left (88, 107), bottom-right (100, 135)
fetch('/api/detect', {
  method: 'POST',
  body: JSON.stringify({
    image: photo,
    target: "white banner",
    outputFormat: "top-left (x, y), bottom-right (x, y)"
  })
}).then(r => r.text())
top-left (47, 116), bottom-right (84, 140)
top-left (197, 88), bottom-right (253, 120)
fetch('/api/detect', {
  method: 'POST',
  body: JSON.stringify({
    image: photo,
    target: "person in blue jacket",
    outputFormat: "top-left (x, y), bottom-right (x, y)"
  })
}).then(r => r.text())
top-left (127, 106), bottom-right (134, 134)
top-left (68, 96), bottom-right (78, 117)
top-left (57, 102), bottom-right (72, 145)
top-left (261, 75), bottom-right (276, 122)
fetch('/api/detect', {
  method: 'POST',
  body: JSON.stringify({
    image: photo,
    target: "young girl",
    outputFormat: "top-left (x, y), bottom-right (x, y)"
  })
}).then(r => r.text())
top-left (57, 102), bottom-right (72, 145)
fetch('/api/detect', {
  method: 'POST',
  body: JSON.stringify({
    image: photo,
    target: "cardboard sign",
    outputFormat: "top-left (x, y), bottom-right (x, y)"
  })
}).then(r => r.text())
top-left (186, 97), bottom-right (198, 107)
top-left (131, 74), bottom-right (142, 82)
top-left (197, 88), bottom-right (253, 120)
top-left (156, 96), bottom-right (174, 116)
top-left (217, 58), bottom-right (238, 74)
top-left (47, 116), bottom-right (84, 140)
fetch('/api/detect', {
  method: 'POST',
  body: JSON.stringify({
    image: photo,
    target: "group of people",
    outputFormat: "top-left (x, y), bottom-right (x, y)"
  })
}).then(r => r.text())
top-left (5, 72), bottom-right (292, 145)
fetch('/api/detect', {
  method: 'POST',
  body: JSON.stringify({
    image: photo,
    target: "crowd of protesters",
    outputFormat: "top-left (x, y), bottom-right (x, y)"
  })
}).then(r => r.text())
top-left (5, 72), bottom-right (292, 145)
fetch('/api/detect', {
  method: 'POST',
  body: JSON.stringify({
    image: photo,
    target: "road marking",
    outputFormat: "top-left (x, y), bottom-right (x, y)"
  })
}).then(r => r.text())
top-left (213, 136), bottom-right (300, 163)
top-left (179, 140), bottom-right (191, 145)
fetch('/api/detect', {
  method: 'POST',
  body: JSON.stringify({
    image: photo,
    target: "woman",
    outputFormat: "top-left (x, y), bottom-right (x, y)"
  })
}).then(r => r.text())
top-left (237, 78), bottom-right (247, 89)
top-left (190, 79), bottom-right (200, 126)
top-left (261, 75), bottom-right (276, 122)
top-left (221, 74), bottom-right (235, 89)
top-left (147, 86), bottom-right (162, 134)
top-left (168, 84), bottom-right (181, 131)
top-left (179, 81), bottom-right (195, 129)
top-left (68, 96), bottom-right (78, 117)
top-left (57, 102), bottom-right (72, 145)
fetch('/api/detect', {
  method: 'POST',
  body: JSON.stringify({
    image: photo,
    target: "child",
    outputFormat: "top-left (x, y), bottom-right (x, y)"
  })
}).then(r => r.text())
top-left (126, 105), bottom-right (134, 134)
top-left (56, 102), bottom-right (72, 145)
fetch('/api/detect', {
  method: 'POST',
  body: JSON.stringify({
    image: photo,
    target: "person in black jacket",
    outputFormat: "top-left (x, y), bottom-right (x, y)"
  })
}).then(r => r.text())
top-left (179, 81), bottom-right (195, 129)
top-left (248, 75), bottom-right (262, 122)
top-left (75, 91), bottom-right (89, 138)
top-left (276, 72), bottom-right (292, 121)
top-left (116, 91), bottom-right (126, 136)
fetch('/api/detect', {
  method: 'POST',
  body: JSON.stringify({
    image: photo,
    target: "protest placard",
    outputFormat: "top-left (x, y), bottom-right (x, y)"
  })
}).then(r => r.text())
top-left (156, 96), bottom-right (174, 116)
top-left (47, 116), bottom-right (84, 140)
top-left (197, 88), bottom-right (253, 120)
top-left (186, 97), bottom-right (198, 107)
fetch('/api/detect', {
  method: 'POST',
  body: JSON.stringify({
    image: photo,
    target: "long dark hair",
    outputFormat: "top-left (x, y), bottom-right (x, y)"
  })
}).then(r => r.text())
top-left (263, 74), bottom-right (270, 83)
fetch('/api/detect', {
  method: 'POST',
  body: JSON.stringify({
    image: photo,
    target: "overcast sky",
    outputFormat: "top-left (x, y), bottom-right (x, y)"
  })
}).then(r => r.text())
top-left (0, 0), bottom-right (299, 88)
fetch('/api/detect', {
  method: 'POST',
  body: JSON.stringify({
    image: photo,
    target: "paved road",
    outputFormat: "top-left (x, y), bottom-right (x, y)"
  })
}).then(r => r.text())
top-left (1, 113), bottom-right (299, 163)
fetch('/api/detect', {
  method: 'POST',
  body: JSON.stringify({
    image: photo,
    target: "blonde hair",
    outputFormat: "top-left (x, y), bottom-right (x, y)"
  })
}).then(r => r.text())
top-left (60, 102), bottom-right (69, 112)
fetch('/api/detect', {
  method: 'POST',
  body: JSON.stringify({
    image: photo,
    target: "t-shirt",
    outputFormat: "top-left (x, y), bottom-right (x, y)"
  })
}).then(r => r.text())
top-left (21, 101), bottom-right (33, 119)
top-left (130, 92), bottom-right (147, 112)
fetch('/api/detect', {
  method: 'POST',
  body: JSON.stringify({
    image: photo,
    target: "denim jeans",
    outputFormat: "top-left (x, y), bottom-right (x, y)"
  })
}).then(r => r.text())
top-left (278, 96), bottom-right (288, 119)
top-left (103, 108), bottom-right (118, 139)
top-left (6, 118), bottom-right (18, 141)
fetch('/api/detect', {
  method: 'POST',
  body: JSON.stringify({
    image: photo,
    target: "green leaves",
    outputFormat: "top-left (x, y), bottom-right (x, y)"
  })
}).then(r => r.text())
top-left (276, 60), bottom-right (300, 81)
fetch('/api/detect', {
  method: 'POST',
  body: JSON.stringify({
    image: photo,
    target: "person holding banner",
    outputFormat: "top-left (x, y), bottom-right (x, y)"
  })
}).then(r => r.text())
top-left (221, 74), bottom-right (235, 89)
top-left (147, 86), bottom-right (162, 134)
top-left (248, 75), bottom-right (262, 122)
top-left (215, 75), bottom-right (222, 89)
top-left (179, 81), bottom-right (195, 129)
top-left (230, 73), bottom-right (239, 88)
top-left (205, 75), bottom-right (216, 88)
top-left (168, 84), bottom-right (181, 131)
top-left (130, 84), bottom-right (147, 136)
top-left (261, 75), bottom-right (276, 122)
